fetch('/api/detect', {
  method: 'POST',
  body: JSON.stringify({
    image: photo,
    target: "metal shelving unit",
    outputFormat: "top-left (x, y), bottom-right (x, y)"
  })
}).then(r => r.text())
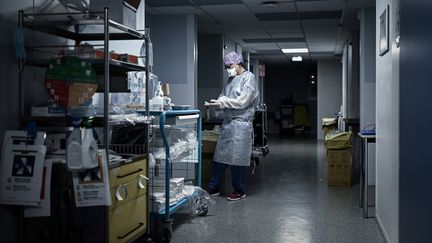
top-left (17, 8), bottom-right (152, 243)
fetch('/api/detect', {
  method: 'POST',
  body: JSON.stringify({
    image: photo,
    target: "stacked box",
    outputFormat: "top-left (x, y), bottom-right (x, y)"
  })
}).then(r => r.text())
top-left (322, 118), bottom-right (337, 138)
top-left (327, 148), bottom-right (352, 186)
top-left (325, 131), bottom-right (353, 186)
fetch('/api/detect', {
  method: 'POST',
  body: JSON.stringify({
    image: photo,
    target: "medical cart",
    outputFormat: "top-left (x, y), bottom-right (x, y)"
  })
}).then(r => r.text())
top-left (252, 103), bottom-right (269, 165)
top-left (149, 110), bottom-right (203, 241)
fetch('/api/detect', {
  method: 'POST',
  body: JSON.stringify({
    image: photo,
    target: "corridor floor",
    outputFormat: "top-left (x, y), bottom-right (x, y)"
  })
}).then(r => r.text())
top-left (169, 136), bottom-right (386, 243)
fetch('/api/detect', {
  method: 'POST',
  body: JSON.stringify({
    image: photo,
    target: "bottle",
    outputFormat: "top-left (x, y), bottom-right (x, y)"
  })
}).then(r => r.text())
top-left (150, 81), bottom-right (164, 111)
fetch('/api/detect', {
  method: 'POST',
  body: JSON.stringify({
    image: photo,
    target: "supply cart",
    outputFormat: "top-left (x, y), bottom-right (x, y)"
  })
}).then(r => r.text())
top-left (252, 103), bottom-right (269, 165)
top-left (149, 109), bottom-right (204, 241)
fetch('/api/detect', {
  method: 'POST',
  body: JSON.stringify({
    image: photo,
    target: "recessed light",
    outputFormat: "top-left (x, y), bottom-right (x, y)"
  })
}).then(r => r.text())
top-left (311, 80), bottom-right (316, 84)
top-left (282, 48), bottom-right (309, 53)
top-left (311, 75), bottom-right (315, 79)
top-left (262, 1), bottom-right (278, 8)
top-left (292, 56), bottom-right (303, 62)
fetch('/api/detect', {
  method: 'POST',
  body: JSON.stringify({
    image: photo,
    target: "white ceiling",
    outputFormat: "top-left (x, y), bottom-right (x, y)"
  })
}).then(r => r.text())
top-left (146, 0), bottom-right (375, 65)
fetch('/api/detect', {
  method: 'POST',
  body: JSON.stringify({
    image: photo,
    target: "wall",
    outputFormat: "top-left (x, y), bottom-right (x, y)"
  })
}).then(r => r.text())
top-left (147, 14), bottom-right (197, 108)
top-left (398, 0), bottom-right (432, 242)
top-left (349, 30), bottom-right (360, 120)
top-left (360, 7), bottom-right (376, 185)
top-left (375, 0), bottom-right (400, 242)
top-left (264, 65), bottom-right (314, 134)
top-left (197, 34), bottom-right (223, 114)
top-left (317, 61), bottom-right (342, 140)
top-left (342, 43), bottom-right (348, 125)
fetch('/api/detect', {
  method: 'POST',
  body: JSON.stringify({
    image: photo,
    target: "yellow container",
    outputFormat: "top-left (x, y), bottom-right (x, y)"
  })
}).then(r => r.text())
top-left (109, 159), bottom-right (147, 187)
top-left (109, 195), bottom-right (147, 243)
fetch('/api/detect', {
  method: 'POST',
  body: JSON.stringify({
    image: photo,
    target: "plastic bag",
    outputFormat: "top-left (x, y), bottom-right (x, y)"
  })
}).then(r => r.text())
top-left (183, 186), bottom-right (216, 216)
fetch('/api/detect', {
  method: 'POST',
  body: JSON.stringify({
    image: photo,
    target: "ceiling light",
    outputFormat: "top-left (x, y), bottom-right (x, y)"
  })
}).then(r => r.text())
top-left (292, 56), bottom-right (303, 62)
top-left (262, 1), bottom-right (278, 8)
top-left (311, 80), bottom-right (316, 84)
top-left (311, 75), bottom-right (315, 79)
top-left (282, 48), bottom-right (309, 54)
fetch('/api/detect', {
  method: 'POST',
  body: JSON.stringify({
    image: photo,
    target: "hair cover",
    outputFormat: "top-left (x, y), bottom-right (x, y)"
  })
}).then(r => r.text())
top-left (224, 52), bottom-right (243, 65)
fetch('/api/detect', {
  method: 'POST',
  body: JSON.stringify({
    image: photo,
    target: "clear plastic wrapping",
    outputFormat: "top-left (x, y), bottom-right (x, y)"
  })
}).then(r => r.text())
top-left (151, 128), bottom-right (198, 162)
top-left (183, 186), bottom-right (215, 216)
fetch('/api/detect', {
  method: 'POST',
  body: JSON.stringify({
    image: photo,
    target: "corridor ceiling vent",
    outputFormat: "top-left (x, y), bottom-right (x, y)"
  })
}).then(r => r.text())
top-left (292, 56), bottom-right (303, 62)
top-left (282, 48), bottom-right (309, 53)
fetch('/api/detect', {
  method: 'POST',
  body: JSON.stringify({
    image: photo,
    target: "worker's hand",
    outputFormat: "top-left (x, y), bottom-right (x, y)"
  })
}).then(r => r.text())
top-left (208, 99), bottom-right (222, 110)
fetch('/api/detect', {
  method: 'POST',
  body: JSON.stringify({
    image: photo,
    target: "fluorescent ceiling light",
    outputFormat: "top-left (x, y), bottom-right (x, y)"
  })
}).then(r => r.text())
top-left (292, 56), bottom-right (303, 62)
top-left (282, 48), bottom-right (309, 53)
top-left (262, 1), bottom-right (278, 8)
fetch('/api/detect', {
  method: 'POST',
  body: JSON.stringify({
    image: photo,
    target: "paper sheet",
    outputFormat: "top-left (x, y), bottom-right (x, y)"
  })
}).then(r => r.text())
top-left (0, 144), bottom-right (46, 206)
top-left (24, 159), bottom-right (53, 217)
top-left (72, 150), bottom-right (111, 207)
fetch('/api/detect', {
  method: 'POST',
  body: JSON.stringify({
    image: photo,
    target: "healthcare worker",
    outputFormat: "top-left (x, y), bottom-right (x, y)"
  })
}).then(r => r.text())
top-left (206, 52), bottom-right (259, 201)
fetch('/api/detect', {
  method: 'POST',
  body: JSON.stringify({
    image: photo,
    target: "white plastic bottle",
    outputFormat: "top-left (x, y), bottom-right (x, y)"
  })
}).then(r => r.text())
top-left (150, 81), bottom-right (164, 111)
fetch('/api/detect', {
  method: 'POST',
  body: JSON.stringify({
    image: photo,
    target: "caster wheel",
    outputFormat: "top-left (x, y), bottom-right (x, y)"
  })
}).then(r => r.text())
top-left (197, 204), bottom-right (208, 216)
top-left (163, 227), bottom-right (172, 242)
top-left (254, 157), bottom-right (260, 165)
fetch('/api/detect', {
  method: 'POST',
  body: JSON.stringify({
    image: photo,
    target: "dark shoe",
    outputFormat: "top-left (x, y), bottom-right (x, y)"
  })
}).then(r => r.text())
top-left (205, 187), bottom-right (220, 197)
top-left (227, 191), bottom-right (246, 201)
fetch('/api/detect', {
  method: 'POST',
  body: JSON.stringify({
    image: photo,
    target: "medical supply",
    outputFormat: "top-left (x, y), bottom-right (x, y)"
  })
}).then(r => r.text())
top-left (227, 67), bottom-right (236, 77)
top-left (150, 81), bottom-right (164, 111)
top-left (67, 127), bottom-right (98, 172)
top-left (127, 71), bottom-right (146, 107)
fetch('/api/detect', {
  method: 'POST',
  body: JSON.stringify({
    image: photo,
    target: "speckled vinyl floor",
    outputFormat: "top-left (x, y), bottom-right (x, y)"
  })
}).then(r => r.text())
top-left (168, 136), bottom-right (385, 243)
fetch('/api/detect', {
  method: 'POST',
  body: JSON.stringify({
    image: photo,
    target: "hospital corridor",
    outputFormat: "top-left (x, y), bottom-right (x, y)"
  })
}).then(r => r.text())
top-left (0, 0), bottom-right (431, 243)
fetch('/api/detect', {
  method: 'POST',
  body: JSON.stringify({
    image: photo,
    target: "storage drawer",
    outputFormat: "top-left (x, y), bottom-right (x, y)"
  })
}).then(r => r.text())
top-left (109, 195), bottom-right (147, 243)
top-left (109, 176), bottom-right (147, 210)
top-left (109, 159), bottom-right (147, 187)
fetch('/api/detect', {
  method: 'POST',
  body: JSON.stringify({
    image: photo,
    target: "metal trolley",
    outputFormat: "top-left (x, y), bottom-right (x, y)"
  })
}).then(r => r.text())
top-left (252, 103), bottom-right (270, 165)
top-left (149, 109), bottom-right (203, 241)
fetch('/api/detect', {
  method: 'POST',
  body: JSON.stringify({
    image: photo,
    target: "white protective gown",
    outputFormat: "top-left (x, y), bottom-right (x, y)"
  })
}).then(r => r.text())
top-left (213, 71), bottom-right (260, 166)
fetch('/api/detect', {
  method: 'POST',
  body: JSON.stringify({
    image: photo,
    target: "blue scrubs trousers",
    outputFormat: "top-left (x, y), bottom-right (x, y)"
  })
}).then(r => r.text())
top-left (207, 161), bottom-right (246, 194)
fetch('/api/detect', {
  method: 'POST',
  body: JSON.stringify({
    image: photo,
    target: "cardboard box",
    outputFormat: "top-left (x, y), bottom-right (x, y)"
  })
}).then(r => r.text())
top-left (322, 117), bottom-right (337, 138)
top-left (327, 148), bottom-right (352, 186)
top-left (202, 140), bottom-right (217, 154)
top-left (90, 0), bottom-right (141, 30)
top-left (325, 131), bottom-right (352, 150)
top-left (322, 124), bottom-right (336, 139)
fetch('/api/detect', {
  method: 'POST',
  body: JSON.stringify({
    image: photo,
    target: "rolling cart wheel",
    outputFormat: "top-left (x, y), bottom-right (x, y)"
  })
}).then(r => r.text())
top-left (262, 147), bottom-right (269, 156)
top-left (196, 203), bottom-right (208, 216)
top-left (162, 219), bottom-right (173, 242)
top-left (254, 157), bottom-right (260, 166)
top-left (163, 228), bottom-right (172, 242)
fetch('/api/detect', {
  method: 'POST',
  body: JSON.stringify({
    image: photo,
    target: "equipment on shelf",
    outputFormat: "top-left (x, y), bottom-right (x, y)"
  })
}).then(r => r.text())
top-left (66, 127), bottom-right (98, 172)
top-left (45, 56), bottom-right (97, 108)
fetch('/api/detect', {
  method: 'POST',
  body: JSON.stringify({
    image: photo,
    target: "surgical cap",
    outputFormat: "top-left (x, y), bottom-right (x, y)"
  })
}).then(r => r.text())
top-left (224, 52), bottom-right (243, 65)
